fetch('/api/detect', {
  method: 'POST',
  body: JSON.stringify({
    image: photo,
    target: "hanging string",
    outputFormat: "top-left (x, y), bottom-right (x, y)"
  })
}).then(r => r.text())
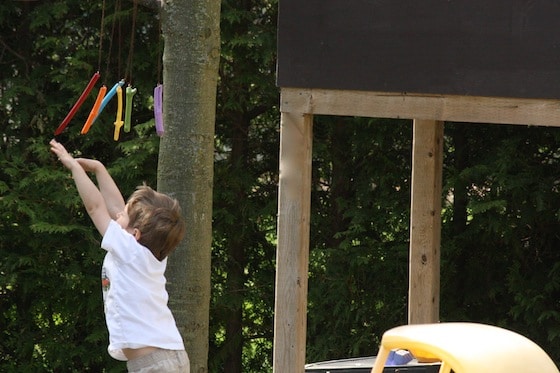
top-left (97, 0), bottom-right (107, 73)
top-left (91, 0), bottom-right (124, 125)
top-left (77, 0), bottom-right (108, 135)
top-left (117, 3), bottom-right (123, 78)
top-left (54, 1), bottom-right (105, 135)
top-left (125, 1), bottom-right (138, 84)
top-left (156, 12), bottom-right (163, 85)
top-left (103, 0), bottom-right (119, 81)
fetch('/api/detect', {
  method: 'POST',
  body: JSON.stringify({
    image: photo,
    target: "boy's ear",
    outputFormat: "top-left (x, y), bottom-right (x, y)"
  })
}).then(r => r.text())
top-left (133, 228), bottom-right (141, 241)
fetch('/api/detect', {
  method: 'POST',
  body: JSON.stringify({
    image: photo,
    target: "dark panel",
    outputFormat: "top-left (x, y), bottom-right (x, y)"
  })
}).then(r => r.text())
top-left (277, 0), bottom-right (560, 99)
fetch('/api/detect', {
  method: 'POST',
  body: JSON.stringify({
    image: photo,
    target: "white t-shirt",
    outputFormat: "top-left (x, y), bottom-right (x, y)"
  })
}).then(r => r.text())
top-left (101, 220), bottom-right (185, 361)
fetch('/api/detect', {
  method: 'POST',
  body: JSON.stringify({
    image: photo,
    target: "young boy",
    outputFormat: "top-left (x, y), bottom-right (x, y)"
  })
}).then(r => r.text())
top-left (49, 139), bottom-right (189, 373)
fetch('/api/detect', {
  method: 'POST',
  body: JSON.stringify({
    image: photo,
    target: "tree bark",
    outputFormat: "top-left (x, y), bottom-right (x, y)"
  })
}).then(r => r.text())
top-left (327, 118), bottom-right (353, 249)
top-left (158, 1), bottom-right (221, 372)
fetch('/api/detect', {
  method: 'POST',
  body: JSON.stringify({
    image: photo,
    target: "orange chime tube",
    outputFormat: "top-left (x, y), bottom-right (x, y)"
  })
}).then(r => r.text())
top-left (81, 86), bottom-right (107, 135)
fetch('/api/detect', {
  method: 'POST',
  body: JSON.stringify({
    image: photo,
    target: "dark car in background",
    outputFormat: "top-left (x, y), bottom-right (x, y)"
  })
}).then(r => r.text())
top-left (305, 356), bottom-right (441, 373)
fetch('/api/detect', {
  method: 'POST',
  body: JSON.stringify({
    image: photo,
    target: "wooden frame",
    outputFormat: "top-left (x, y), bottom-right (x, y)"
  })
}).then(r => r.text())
top-left (273, 87), bottom-right (560, 372)
top-left (273, 111), bottom-right (313, 370)
top-left (280, 88), bottom-right (560, 126)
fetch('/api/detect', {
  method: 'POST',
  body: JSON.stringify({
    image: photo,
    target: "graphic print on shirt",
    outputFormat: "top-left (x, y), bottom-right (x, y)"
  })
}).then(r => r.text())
top-left (101, 266), bottom-right (110, 292)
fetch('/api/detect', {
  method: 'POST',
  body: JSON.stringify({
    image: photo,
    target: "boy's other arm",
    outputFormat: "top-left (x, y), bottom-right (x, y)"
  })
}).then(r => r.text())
top-left (70, 165), bottom-right (112, 236)
top-left (76, 158), bottom-right (125, 219)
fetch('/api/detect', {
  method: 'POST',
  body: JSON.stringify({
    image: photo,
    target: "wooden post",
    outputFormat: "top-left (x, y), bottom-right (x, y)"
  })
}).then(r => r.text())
top-left (408, 119), bottom-right (443, 324)
top-left (273, 109), bottom-right (313, 372)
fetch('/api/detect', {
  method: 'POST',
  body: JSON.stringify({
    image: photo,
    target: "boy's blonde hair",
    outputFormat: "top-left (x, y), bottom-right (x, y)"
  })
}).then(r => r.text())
top-left (126, 185), bottom-right (186, 261)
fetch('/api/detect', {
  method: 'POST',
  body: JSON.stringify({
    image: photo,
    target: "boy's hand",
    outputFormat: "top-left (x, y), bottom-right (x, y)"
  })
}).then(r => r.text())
top-left (50, 139), bottom-right (79, 170)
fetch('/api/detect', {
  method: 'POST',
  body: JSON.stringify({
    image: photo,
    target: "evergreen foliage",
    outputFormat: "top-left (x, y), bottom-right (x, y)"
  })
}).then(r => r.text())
top-left (441, 123), bottom-right (560, 358)
top-left (1, 0), bottom-right (559, 372)
top-left (1, 1), bottom-right (160, 371)
top-left (211, 1), bottom-right (279, 371)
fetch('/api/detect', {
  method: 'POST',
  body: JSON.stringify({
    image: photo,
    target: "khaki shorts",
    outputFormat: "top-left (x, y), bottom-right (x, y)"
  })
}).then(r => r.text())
top-left (127, 349), bottom-right (189, 373)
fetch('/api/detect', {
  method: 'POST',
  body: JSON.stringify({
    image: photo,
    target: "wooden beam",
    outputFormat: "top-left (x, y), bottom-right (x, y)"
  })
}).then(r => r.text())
top-left (408, 119), bottom-right (444, 324)
top-left (273, 110), bottom-right (313, 372)
top-left (280, 88), bottom-right (560, 126)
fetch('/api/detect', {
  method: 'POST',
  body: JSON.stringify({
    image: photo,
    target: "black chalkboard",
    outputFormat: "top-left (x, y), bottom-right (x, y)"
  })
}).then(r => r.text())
top-left (277, 0), bottom-right (560, 99)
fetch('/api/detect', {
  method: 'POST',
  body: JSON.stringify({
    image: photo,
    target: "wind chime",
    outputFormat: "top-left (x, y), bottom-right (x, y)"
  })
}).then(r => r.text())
top-left (54, 0), bottom-right (164, 140)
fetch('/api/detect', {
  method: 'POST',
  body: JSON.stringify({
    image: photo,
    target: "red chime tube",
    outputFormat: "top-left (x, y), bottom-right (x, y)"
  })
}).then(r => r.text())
top-left (54, 72), bottom-right (101, 135)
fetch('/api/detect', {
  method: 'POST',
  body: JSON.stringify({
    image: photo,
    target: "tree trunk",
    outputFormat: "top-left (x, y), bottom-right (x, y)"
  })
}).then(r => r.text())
top-left (327, 118), bottom-right (353, 249)
top-left (223, 112), bottom-right (249, 373)
top-left (158, 1), bottom-right (221, 372)
top-left (450, 123), bottom-right (469, 306)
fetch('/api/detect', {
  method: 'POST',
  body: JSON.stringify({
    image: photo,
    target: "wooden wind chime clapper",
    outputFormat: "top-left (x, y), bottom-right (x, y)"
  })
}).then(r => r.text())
top-left (54, 0), bottom-right (164, 140)
top-left (53, 75), bottom-right (146, 140)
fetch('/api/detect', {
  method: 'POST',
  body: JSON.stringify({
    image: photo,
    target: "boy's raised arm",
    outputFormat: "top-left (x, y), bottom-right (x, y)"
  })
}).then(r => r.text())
top-left (50, 140), bottom-right (111, 236)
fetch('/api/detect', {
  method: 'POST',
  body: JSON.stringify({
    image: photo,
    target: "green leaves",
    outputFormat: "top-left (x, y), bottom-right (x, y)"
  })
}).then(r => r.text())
top-left (3, 0), bottom-right (560, 370)
top-left (0, 1), bottom-right (161, 371)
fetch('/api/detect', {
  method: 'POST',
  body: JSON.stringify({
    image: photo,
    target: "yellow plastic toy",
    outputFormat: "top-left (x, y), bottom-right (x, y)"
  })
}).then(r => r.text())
top-left (371, 322), bottom-right (559, 373)
top-left (113, 86), bottom-right (124, 141)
